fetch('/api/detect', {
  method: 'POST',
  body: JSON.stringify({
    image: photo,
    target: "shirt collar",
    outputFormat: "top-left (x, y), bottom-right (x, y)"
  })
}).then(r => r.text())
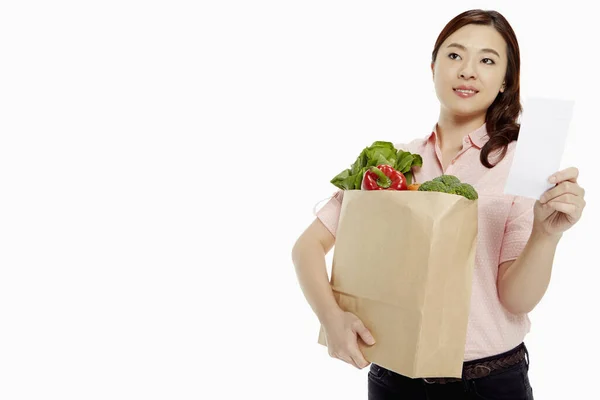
top-left (426, 122), bottom-right (489, 149)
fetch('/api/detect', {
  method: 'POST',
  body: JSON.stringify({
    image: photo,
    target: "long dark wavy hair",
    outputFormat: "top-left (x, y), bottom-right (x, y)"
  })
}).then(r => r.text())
top-left (431, 9), bottom-right (522, 168)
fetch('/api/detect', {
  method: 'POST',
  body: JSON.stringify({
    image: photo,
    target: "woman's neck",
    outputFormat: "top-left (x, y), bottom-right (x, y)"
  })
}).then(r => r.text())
top-left (436, 112), bottom-right (486, 153)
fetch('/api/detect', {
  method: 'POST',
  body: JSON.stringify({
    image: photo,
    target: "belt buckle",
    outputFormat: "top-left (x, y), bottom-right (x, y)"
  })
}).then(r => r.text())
top-left (472, 364), bottom-right (492, 379)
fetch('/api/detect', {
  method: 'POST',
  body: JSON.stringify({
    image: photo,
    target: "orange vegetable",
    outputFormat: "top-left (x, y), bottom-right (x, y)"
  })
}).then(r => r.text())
top-left (407, 183), bottom-right (421, 191)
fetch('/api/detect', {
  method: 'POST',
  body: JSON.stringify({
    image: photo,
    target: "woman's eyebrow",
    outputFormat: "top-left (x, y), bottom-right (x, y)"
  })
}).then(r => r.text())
top-left (446, 43), bottom-right (500, 58)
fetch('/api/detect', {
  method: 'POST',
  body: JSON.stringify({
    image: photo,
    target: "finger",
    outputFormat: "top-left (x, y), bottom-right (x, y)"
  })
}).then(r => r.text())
top-left (350, 350), bottom-right (369, 369)
top-left (352, 320), bottom-right (376, 345)
top-left (547, 200), bottom-right (579, 216)
top-left (549, 167), bottom-right (579, 184)
top-left (541, 192), bottom-right (583, 208)
top-left (547, 192), bottom-right (586, 207)
top-left (332, 350), bottom-right (355, 367)
top-left (540, 182), bottom-right (584, 204)
top-left (340, 354), bottom-right (358, 368)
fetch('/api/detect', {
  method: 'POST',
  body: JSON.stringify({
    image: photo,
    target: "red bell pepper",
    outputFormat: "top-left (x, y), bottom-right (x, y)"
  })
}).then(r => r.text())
top-left (362, 165), bottom-right (408, 191)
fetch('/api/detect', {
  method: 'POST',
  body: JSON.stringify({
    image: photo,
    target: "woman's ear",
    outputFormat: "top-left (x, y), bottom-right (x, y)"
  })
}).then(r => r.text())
top-left (500, 81), bottom-right (506, 93)
top-left (431, 62), bottom-right (435, 80)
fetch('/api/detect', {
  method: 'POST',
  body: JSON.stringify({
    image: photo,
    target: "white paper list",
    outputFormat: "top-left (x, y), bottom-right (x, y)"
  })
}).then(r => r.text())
top-left (504, 97), bottom-right (575, 200)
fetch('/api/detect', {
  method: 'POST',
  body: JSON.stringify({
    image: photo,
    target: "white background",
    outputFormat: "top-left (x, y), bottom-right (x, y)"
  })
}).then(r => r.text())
top-left (1, 1), bottom-right (598, 399)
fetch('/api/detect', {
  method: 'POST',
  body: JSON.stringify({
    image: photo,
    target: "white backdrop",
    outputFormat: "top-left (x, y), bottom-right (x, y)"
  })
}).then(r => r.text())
top-left (1, 1), bottom-right (598, 399)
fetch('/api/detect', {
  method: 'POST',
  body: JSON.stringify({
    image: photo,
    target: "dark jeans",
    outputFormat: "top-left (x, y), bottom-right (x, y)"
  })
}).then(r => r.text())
top-left (368, 343), bottom-right (534, 400)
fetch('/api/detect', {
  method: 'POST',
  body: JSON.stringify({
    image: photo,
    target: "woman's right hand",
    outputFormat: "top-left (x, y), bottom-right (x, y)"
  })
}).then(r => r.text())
top-left (322, 309), bottom-right (376, 369)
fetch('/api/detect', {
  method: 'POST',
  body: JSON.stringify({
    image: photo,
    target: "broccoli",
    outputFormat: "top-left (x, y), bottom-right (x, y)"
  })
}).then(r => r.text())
top-left (417, 180), bottom-right (448, 193)
top-left (417, 175), bottom-right (478, 200)
top-left (433, 174), bottom-right (461, 187)
top-left (447, 183), bottom-right (478, 200)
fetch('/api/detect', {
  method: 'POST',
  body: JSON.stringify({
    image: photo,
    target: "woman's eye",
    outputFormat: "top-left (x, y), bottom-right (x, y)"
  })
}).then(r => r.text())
top-left (482, 58), bottom-right (495, 65)
top-left (448, 53), bottom-right (460, 60)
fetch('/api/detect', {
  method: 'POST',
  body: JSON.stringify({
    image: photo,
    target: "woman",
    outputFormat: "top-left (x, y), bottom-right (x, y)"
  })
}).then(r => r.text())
top-left (291, 9), bottom-right (586, 400)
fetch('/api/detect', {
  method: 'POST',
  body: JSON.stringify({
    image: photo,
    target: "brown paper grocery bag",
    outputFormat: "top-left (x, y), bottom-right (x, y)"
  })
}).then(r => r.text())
top-left (317, 190), bottom-right (478, 379)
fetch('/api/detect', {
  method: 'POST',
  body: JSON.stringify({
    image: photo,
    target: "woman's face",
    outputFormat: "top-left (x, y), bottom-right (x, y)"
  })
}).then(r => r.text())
top-left (432, 24), bottom-right (508, 119)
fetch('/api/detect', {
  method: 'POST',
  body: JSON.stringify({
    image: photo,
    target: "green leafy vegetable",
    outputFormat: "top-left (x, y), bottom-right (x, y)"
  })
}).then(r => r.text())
top-left (330, 141), bottom-right (423, 190)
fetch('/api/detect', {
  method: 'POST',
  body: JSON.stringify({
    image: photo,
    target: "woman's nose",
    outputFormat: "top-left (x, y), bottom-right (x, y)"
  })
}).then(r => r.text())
top-left (459, 63), bottom-right (477, 80)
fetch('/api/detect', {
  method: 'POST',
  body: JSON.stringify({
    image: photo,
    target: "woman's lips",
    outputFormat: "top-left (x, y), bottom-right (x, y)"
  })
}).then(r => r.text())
top-left (453, 88), bottom-right (478, 98)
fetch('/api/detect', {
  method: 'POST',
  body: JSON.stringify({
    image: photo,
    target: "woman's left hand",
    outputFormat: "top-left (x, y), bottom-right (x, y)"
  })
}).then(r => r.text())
top-left (535, 167), bottom-right (586, 236)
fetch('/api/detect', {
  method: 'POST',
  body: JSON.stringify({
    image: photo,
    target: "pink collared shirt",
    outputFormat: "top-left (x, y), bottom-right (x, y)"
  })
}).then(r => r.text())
top-left (316, 122), bottom-right (536, 361)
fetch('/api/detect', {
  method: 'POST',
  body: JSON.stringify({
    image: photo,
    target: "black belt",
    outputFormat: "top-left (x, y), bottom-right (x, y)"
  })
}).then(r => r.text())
top-left (423, 343), bottom-right (527, 384)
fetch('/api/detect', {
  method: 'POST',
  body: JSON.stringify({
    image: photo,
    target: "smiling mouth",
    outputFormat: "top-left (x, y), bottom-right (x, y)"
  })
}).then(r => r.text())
top-left (453, 88), bottom-right (479, 94)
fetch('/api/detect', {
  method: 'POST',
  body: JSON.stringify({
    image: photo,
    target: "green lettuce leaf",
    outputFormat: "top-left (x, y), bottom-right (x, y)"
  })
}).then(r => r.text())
top-left (330, 169), bottom-right (355, 190)
top-left (330, 141), bottom-right (423, 190)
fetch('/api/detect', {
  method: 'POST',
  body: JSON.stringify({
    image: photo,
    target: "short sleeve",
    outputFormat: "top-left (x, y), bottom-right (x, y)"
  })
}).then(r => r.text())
top-left (499, 195), bottom-right (536, 264)
top-left (314, 190), bottom-right (344, 237)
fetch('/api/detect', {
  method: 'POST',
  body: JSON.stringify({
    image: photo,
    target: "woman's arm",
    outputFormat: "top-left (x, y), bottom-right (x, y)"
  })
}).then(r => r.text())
top-left (291, 218), bottom-right (343, 324)
top-left (497, 229), bottom-right (562, 314)
top-left (498, 167), bottom-right (586, 315)
top-left (292, 217), bottom-right (375, 369)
